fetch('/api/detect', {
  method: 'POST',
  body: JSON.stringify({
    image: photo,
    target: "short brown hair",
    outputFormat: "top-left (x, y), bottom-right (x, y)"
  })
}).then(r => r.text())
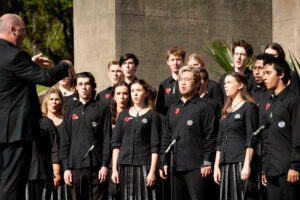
top-left (232, 40), bottom-right (253, 57)
top-left (108, 60), bottom-right (120, 70)
top-left (166, 46), bottom-right (186, 61)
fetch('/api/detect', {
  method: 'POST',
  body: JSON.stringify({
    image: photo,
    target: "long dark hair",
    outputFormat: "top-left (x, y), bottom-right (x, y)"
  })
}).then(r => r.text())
top-left (222, 72), bottom-right (255, 115)
top-left (264, 42), bottom-right (285, 59)
top-left (110, 81), bottom-right (131, 124)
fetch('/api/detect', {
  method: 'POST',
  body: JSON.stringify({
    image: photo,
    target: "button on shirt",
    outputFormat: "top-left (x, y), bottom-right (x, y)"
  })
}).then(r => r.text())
top-left (162, 95), bottom-right (219, 171)
top-left (111, 109), bottom-right (160, 165)
top-left (60, 99), bottom-right (111, 170)
top-left (156, 76), bottom-right (181, 116)
top-left (259, 88), bottom-right (300, 176)
top-left (216, 102), bottom-right (258, 164)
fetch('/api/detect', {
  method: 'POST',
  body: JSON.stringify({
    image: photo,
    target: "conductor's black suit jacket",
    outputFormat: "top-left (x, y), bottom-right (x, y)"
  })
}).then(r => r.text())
top-left (0, 38), bottom-right (69, 144)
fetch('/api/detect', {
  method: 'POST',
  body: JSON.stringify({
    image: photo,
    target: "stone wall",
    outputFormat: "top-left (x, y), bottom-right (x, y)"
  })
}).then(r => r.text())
top-left (273, 0), bottom-right (300, 60)
top-left (74, 0), bottom-right (272, 91)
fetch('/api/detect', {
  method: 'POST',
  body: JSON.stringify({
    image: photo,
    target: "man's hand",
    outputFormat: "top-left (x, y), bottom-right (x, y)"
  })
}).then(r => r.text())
top-left (98, 166), bottom-right (108, 184)
top-left (262, 174), bottom-right (267, 187)
top-left (53, 173), bottom-right (62, 189)
top-left (32, 53), bottom-right (51, 68)
top-left (159, 165), bottom-right (168, 180)
top-left (201, 166), bottom-right (212, 178)
top-left (287, 169), bottom-right (300, 183)
top-left (64, 170), bottom-right (72, 186)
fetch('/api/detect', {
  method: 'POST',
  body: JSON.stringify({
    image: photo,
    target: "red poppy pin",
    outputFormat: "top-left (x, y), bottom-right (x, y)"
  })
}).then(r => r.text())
top-left (124, 117), bottom-right (131, 122)
top-left (221, 114), bottom-right (226, 120)
top-left (165, 88), bottom-right (171, 94)
top-left (72, 114), bottom-right (78, 120)
top-left (175, 108), bottom-right (180, 114)
top-left (112, 124), bottom-right (115, 129)
top-left (266, 103), bottom-right (270, 110)
top-left (105, 93), bottom-right (110, 99)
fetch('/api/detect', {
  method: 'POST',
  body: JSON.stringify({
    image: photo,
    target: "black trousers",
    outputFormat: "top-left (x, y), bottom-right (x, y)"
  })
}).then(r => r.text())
top-left (173, 169), bottom-right (212, 200)
top-left (69, 168), bottom-right (108, 200)
top-left (0, 141), bottom-right (32, 200)
top-left (267, 174), bottom-right (300, 200)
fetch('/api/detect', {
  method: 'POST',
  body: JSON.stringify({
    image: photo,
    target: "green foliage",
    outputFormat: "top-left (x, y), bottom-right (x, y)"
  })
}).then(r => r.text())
top-left (204, 40), bottom-right (234, 73)
top-left (204, 40), bottom-right (256, 74)
top-left (287, 50), bottom-right (300, 76)
top-left (8, 0), bottom-right (73, 63)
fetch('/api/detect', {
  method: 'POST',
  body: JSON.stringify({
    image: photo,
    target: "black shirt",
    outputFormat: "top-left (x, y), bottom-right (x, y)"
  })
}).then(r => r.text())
top-left (60, 99), bottom-right (111, 170)
top-left (156, 76), bottom-right (181, 116)
top-left (162, 95), bottom-right (219, 171)
top-left (289, 70), bottom-right (300, 96)
top-left (250, 85), bottom-right (271, 106)
top-left (216, 102), bottom-right (258, 164)
top-left (201, 94), bottom-right (221, 120)
top-left (95, 86), bottom-right (113, 105)
top-left (259, 88), bottom-right (300, 176)
top-left (219, 68), bottom-right (256, 101)
top-left (29, 117), bottom-right (59, 180)
top-left (207, 80), bottom-right (224, 108)
top-left (111, 109), bottom-right (160, 165)
top-left (64, 93), bottom-right (77, 109)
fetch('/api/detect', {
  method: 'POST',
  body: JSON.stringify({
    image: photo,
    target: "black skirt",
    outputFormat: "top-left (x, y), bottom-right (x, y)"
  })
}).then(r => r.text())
top-left (219, 162), bottom-right (258, 200)
top-left (119, 165), bottom-right (159, 200)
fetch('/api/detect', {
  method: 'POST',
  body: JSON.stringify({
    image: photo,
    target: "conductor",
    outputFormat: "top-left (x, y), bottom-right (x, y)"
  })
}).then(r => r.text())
top-left (0, 13), bottom-right (71, 200)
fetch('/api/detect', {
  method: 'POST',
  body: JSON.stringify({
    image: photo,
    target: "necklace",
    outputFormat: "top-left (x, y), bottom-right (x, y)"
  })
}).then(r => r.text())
top-left (230, 100), bottom-right (243, 112)
top-left (134, 105), bottom-right (146, 122)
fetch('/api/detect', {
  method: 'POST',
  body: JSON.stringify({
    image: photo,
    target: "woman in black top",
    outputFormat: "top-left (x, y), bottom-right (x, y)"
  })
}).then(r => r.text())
top-left (42, 88), bottom-right (70, 200)
top-left (214, 72), bottom-right (259, 200)
top-left (26, 89), bottom-right (64, 200)
top-left (111, 79), bottom-right (160, 200)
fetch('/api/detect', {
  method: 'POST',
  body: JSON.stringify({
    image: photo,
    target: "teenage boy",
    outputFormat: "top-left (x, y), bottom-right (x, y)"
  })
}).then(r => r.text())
top-left (156, 47), bottom-right (185, 115)
top-left (96, 60), bottom-right (123, 104)
top-left (120, 53), bottom-right (139, 85)
top-left (60, 72), bottom-right (111, 200)
top-left (160, 66), bottom-right (218, 200)
top-left (260, 57), bottom-right (300, 200)
top-left (219, 40), bottom-right (256, 100)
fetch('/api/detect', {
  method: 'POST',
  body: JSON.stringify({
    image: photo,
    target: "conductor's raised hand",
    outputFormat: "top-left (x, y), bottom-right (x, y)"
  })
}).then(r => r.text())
top-left (32, 53), bottom-right (51, 68)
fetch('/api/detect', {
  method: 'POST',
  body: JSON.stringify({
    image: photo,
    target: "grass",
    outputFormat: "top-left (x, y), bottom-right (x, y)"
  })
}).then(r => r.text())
top-left (36, 85), bottom-right (49, 94)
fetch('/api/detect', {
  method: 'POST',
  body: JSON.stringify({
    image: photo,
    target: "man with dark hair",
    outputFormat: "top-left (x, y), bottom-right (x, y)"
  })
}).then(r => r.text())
top-left (119, 53), bottom-right (139, 84)
top-left (0, 13), bottom-right (71, 199)
top-left (156, 46), bottom-right (185, 115)
top-left (96, 60), bottom-right (123, 104)
top-left (260, 57), bottom-right (300, 200)
top-left (219, 40), bottom-right (256, 100)
top-left (160, 66), bottom-right (218, 200)
top-left (251, 53), bottom-right (274, 104)
top-left (60, 72), bottom-right (111, 200)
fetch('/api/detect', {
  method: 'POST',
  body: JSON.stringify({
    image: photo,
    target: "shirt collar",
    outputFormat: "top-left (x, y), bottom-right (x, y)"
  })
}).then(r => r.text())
top-left (179, 94), bottom-right (199, 105)
top-left (167, 76), bottom-right (176, 84)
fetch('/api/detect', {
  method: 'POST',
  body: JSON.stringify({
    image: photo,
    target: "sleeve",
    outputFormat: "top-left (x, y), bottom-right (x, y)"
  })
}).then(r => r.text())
top-left (150, 111), bottom-right (161, 153)
top-left (201, 102), bottom-right (219, 163)
top-left (245, 103), bottom-right (259, 148)
top-left (14, 51), bottom-right (69, 86)
top-left (156, 83), bottom-right (166, 115)
top-left (111, 112), bottom-right (123, 149)
top-left (290, 98), bottom-right (300, 170)
top-left (215, 120), bottom-right (223, 151)
top-left (100, 104), bottom-right (112, 167)
top-left (210, 82), bottom-right (224, 108)
top-left (47, 118), bottom-right (60, 164)
top-left (59, 108), bottom-right (72, 170)
top-left (160, 108), bottom-right (172, 167)
top-left (290, 71), bottom-right (300, 96)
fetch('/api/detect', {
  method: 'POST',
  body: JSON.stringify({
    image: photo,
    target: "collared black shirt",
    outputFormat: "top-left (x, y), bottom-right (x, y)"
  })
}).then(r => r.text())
top-left (219, 68), bottom-right (256, 101)
top-left (111, 109), bottom-right (160, 165)
top-left (201, 94), bottom-right (221, 120)
top-left (250, 84), bottom-right (271, 106)
top-left (156, 76), bottom-right (181, 116)
top-left (29, 117), bottom-right (59, 180)
top-left (162, 95), bottom-right (219, 171)
top-left (259, 88), bottom-right (300, 176)
top-left (207, 80), bottom-right (224, 108)
top-left (216, 102), bottom-right (258, 164)
top-left (64, 93), bottom-right (77, 109)
top-left (289, 70), bottom-right (300, 96)
top-left (60, 99), bottom-right (111, 170)
top-left (96, 86), bottom-right (113, 105)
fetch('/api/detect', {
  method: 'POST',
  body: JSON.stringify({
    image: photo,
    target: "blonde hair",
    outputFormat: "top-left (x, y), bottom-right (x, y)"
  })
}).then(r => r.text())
top-left (178, 65), bottom-right (201, 83)
top-left (53, 63), bottom-right (76, 92)
top-left (41, 88), bottom-right (65, 117)
top-left (187, 53), bottom-right (205, 68)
